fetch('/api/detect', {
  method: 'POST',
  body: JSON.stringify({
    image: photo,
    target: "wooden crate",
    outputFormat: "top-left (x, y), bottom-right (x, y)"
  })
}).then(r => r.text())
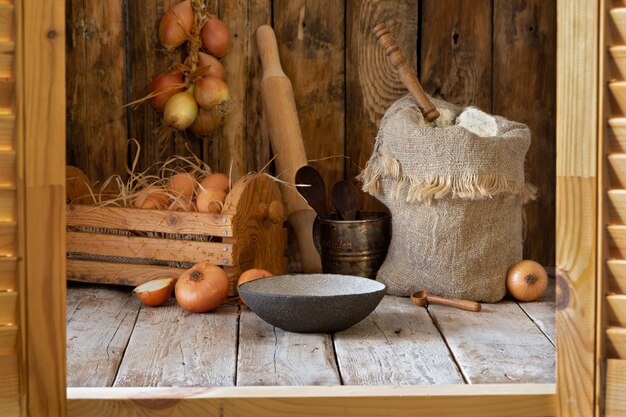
top-left (66, 173), bottom-right (288, 294)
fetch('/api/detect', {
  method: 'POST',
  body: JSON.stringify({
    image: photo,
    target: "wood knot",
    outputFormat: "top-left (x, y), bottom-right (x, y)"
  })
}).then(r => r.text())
top-left (555, 267), bottom-right (574, 311)
top-left (133, 399), bottom-right (178, 410)
top-left (47, 29), bottom-right (57, 39)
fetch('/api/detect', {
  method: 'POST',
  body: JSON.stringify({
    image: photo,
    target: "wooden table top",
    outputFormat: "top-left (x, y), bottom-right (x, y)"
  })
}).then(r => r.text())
top-left (66, 280), bottom-right (555, 387)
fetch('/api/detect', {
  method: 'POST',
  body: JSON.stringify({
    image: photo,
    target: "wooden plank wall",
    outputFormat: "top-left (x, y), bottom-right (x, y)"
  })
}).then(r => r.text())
top-left (65, 0), bottom-right (556, 266)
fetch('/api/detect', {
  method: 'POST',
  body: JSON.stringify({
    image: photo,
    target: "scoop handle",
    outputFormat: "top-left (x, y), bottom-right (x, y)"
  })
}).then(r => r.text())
top-left (426, 294), bottom-right (482, 312)
top-left (373, 23), bottom-right (439, 122)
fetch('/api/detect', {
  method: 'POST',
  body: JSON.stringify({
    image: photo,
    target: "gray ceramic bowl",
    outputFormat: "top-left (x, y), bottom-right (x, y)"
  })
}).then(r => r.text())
top-left (238, 274), bottom-right (386, 333)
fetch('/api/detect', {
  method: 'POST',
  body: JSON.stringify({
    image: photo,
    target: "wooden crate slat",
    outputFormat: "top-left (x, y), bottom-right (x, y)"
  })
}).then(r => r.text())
top-left (607, 294), bottom-right (626, 327)
top-left (0, 79), bottom-right (12, 111)
top-left (0, 290), bottom-right (16, 324)
top-left (610, 8), bottom-right (626, 45)
top-left (333, 296), bottom-right (464, 385)
top-left (0, 256), bottom-right (15, 290)
top-left (0, 113), bottom-right (13, 151)
top-left (0, 41), bottom-right (13, 79)
top-left (0, 221), bottom-right (14, 256)
top-left (0, 187), bottom-right (13, 221)
top-left (0, 324), bottom-right (16, 355)
top-left (609, 82), bottom-right (626, 116)
top-left (608, 189), bottom-right (626, 224)
top-left (113, 301), bottom-right (238, 387)
top-left (606, 359), bottom-right (626, 416)
top-left (67, 232), bottom-right (233, 266)
top-left (609, 118), bottom-right (626, 153)
top-left (67, 259), bottom-right (186, 287)
top-left (66, 284), bottom-right (141, 387)
top-left (607, 327), bottom-right (626, 359)
top-left (607, 225), bottom-right (626, 258)
top-left (237, 307), bottom-right (341, 386)
top-left (0, 353), bottom-right (18, 416)
top-left (0, 4), bottom-right (11, 42)
top-left (608, 259), bottom-right (626, 293)
top-left (610, 46), bottom-right (626, 81)
top-left (0, 150), bottom-right (14, 186)
top-left (67, 204), bottom-right (233, 236)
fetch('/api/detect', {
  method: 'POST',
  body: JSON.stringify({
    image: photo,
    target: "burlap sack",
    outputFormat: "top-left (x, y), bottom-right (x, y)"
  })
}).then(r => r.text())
top-left (358, 95), bottom-right (535, 302)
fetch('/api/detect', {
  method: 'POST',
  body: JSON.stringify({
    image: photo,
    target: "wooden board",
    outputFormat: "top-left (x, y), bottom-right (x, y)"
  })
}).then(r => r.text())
top-left (65, 0), bottom-right (128, 181)
top-left (607, 294), bottom-right (626, 327)
top-left (0, 150), bottom-right (14, 186)
top-left (516, 278), bottom-right (557, 346)
top-left (0, 187), bottom-right (14, 221)
top-left (67, 259), bottom-right (185, 287)
top-left (0, 325), bottom-right (17, 355)
top-left (609, 46), bottom-right (626, 81)
top-left (607, 327), bottom-right (626, 359)
top-left (0, 353), bottom-right (18, 417)
top-left (345, 0), bottom-right (418, 212)
top-left (114, 301), bottom-right (239, 387)
top-left (421, 0), bottom-right (491, 112)
top-left (0, 256), bottom-right (15, 291)
top-left (66, 284), bottom-right (141, 387)
top-left (605, 359), bottom-right (626, 416)
top-left (0, 113), bottom-right (14, 150)
top-left (333, 296), bottom-right (464, 385)
top-left (274, 0), bottom-right (345, 212)
top-left (67, 232), bottom-right (233, 266)
top-left (607, 189), bottom-right (626, 224)
top-left (0, 4), bottom-right (13, 42)
top-left (0, 41), bottom-right (13, 78)
top-left (0, 291), bottom-right (16, 324)
top-left (236, 307), bottom-right (340, 386)
top-left (493, 0), bottom-right (556, 266)
top-left (609, 118), bottom-right (626, 153)
top-left (608, 259), bottom-right (626, 294)
top-left (66, 204), bottom-right (234, 236)
top-left (0, 221), bottom-right (14, 255)
top-left (429, 300), bottom-right (555, 384)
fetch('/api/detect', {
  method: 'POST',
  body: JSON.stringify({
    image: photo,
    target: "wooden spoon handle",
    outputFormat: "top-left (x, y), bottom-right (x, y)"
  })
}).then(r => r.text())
top-left (373, 23), bottom-right (439, 122)
top-left (426, 294), bottom-right (482, 312)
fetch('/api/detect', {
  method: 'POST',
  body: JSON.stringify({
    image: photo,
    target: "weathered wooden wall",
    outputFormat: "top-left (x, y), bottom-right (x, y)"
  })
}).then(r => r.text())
top-left (65, 0), bottom-right (556, 266)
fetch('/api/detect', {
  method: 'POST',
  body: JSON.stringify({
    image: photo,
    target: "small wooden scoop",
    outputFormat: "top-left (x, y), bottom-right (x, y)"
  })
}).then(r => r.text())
top-left (410, 290), bottom-right (482, 312)
top-left (295, 165), bottom-right (328, 219)
top-left (373, 23), bottom-right (439, 122)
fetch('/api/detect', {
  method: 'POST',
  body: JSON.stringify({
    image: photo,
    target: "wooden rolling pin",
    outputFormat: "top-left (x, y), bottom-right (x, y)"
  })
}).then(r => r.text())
top-left (373, 23), bottom-right (439, 122)
top-left (256, 25), bottom-right (322, 273)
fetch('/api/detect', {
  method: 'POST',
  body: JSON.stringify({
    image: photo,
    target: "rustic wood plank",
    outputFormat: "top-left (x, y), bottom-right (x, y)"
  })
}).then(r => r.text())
top-left (493, 0), bottom-right (556, 266)
top-left (609, 118), bottom-right (626, 153)
top-left (607, 294), bottom-right (626, 327)
top-left (345, 0), bottom-right (418, 212)
top-left (66, 385), bottom-right (557, 417)
top-left (65, 0), bottom-right (128, 182)
top-left (0, 221), bottom-right (14, 256)
top-left (66, 204), bottom-right (233, 236)
top-left (0, 325), bottom-right (17, 355)
top-left (609, 82), bottom-right (626, 116)
top-left (607, 327), bottom-right (626, 359)
top-left (333, 296), bottom-right (464, 385)
top-left (114, 301), bottom-right (238, 387)
top-left (237, 307), bottom-right (340, 386)
top-left (0, 290), bottom-right (15, 324)
top-left (609, 154), bottom-right (626, 188)
top-left (218, 0), bottom-right (271, 178)
top-left (0, 188), bottom-right (14, 221)
top-left (66, 283), bottom-right (141, 387)
top-left (0, 41), bottom-right (13, 78)
top-left (0, 353), bottom-right (18, 417)
top-left (0, 150), bottom-right (14, 186)
top-left (609, 46), bottom-right (626, 81)
top-left (67, 259), bottom-right (185, 287)
top-left (127, 0), bottom-right (203, 173)
top-left (556, 0), bottom-right (598, 413)
top-left (0, 113), bottom-right (14, 150)
top-left (0, 256), bottom-right (15, 290)
top-left (606, 359), bottom-right (626, 416)
top-left (516, 278), bottom-right (556, 346)
top-left (67, 232), bottom-right (233, 266)
top-left (421, 0), bottom-right (491, 112)
top-left (608, 225), bottom-right (626, 258)
top-left (429, 300), bottom-right (555, 383)
top-left (608, 259), bottom-right (626, 293)
top-left (608, 189), bottom-right (626, 224)
top-left (0, 4), bottom-right (12, 42)
top-left (274, 0), bottom-right (345, 212)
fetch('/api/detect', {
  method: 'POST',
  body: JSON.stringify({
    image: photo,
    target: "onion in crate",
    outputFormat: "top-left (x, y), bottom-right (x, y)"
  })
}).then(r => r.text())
top-left (167, 173), bottom-right (197, 199)
top-left (200, 172), bottom-right (229, 193)
top-left (134, 185), bottom-right (170, 210)
top-left (196, 187), bottom-right (226, 213)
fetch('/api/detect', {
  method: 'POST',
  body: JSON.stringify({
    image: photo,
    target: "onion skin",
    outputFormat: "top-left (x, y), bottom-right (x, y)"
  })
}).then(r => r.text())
top-left (163, 90), bottom-right (198, 130)
top-left (196, 187), bottom-right (226, 213)
top-left (200, 173), bottom-right (229, 193)
top-left (149, 68), bottom-right (185, 112)
top-left (176, 262), bottom-right (230, 313)
top-left (167, 173), bottom-right (197, 199)
top-left (134, 278), bottom-right (176, 307)
top-left (194, 77), bottom-right (229, 110)
top-left (237, 269), bottom-right (272, 306)
top-left (134, 185), bottom-right (170, 209)
top-left (190, 107), bottom-right (223, 136)
top-left (506, 260), bottom-right (548, 302)
top-left (159, 0), bottom-right (193, 51)
top-left (200, 15), bottom-right (232, 58)
top-left (197, 52), bottom-right (227, 81)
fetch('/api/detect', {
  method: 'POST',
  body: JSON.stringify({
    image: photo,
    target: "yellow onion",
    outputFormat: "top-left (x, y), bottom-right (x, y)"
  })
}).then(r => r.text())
top-left (200, 172), bottom-right (229, 193)
top-left (134, 185), bottom-right (170, 209)
top-left (159, 0), bottom-right (194, 51)
top-left (200, 15), bottom-right (232, 58)
top-left (194, 77), bottom-right (229, 110)
top-left (134, 278), bottom-right (176, 307)
top-left (167, 172), bottom-right (197, 199)
top-left (163, 88), bottom-right (198, 130)
top-left (149, 67), bottom-right (185, 112)
top-left (506, 260), bottom-right (548, 302)
top-left (197, 52), bottom-right (227, 81)
top-left (196, 187), bottom-right (226, 213)
top-left (190, 107), bottom-right (223, 136)
top-left (176, 262), bottom-right (230, 313)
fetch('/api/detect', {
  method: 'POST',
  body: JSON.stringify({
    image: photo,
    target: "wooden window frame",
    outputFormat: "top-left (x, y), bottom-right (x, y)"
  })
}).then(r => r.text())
top-left (13, 0), bottom-right (601, 415)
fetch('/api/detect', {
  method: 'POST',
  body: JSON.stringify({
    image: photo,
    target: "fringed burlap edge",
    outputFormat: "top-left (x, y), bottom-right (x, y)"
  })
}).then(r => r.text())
top-left (358, 153), bottom-right (537, 204)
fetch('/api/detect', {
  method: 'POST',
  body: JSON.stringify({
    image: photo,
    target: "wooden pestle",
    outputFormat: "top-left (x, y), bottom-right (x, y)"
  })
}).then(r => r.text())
top-left (373, 23), bottom-right (440, 122)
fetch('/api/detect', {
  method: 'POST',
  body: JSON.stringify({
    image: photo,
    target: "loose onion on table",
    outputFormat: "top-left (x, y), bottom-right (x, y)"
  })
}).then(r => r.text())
top-left (176, 262), bottom-right (230, 313)
top-left (149, 67), bottom-right (185, 112)
top-left (159, 0), bottom-right (194, 51)
top-left (237, 268), bottom-right (272, 306)
top-left (196, 187), bottom-right (226, 213)
top-left (163, 88), bottom-right (198, 130)
top-left (134, 278), bottom-right (176, 307)
top-left (506, 260), bottom-right (548, 302)
top-left (200, 15), bottom-right (232, 58)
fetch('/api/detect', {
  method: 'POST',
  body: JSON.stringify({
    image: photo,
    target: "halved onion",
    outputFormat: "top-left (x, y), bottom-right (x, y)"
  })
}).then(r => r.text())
top-left (134, 278), bottom-right (176, 307)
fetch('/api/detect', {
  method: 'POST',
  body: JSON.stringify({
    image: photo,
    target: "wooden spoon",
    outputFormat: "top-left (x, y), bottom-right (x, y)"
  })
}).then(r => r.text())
top-left (410, 290), bottom-right (482, 312)
top-left (295, 166), bottom-right (328, 219)
top-left (332, 180), bottom-right (359, 220)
